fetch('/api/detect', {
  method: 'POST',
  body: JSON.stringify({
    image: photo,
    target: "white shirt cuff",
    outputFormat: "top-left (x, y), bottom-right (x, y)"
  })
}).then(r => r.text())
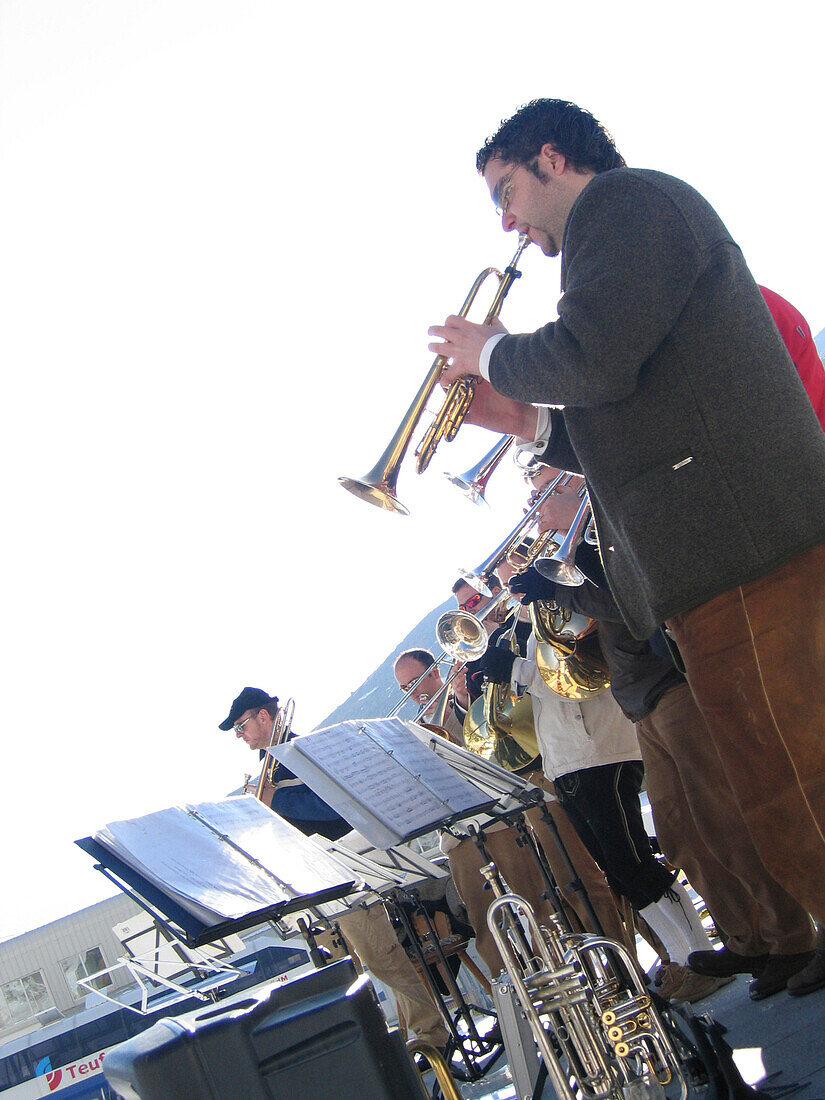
top-left (516, 406), bottom-right (551, 456)
top-left (479, 332), bottom-right (507, 382)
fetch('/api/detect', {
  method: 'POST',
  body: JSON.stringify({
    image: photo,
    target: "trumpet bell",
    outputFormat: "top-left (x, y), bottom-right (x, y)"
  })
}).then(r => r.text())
top-left (535, 555), bottom-right (586, 586)
top-left (443, 433), bottom-right (515, 506)
top-left (455, 570), bottom-right (494, 599)
top-left (443, 469), bottom-right (489, 506)
top-left (337, 474), bottom-right (409, 516)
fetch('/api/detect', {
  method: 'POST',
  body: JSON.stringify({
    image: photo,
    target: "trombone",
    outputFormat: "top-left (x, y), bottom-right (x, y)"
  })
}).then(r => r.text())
top-left (387, 594), bottom-right (512, 720)
top-left (338, 234), bottom-right (530, 515)
top-left (254, 697), bottom-right (295, 800)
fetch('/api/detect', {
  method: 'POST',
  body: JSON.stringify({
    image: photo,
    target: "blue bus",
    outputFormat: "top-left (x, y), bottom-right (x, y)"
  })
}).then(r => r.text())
top-left (0, 945), bottom-right (308, 1098)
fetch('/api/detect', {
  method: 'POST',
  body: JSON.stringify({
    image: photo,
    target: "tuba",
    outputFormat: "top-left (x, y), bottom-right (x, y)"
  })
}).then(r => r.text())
top-left (338, 235), bottom-right (530, 515)
top-left (480, 862), bottom-right (689, 1100)
top-left (530, 603), bottom-right (611, 700)
top-left (466, 679), bottom-right (541, 773)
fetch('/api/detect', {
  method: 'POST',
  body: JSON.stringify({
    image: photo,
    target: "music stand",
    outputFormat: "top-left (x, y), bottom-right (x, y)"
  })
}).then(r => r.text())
top-left (76, 797), bottom-right (360, 949)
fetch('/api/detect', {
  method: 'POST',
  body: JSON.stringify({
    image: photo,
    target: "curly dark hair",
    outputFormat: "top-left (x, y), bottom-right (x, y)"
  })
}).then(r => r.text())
top-left (477, 99), bottom-right (625, 178)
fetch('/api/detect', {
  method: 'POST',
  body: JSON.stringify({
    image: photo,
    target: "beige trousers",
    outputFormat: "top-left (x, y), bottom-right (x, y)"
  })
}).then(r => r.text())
top-left (337, 904), bottom-right (448, 1048)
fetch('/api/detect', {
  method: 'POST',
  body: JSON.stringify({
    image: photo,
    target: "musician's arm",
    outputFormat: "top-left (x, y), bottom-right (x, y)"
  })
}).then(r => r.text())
top-left (455, 377), bottom-right (540, 437)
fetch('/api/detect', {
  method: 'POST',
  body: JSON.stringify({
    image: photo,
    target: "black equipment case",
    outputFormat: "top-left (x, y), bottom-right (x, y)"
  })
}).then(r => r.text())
top-left (102, 958), bottom-right (428, 1099)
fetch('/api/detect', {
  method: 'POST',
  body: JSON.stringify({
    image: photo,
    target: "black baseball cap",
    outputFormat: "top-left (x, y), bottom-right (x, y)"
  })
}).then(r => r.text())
top-left (218, 687), bottom-right (278, 731)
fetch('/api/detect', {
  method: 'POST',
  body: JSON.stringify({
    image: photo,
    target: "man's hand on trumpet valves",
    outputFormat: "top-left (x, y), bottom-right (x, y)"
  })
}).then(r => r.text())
top-left (428, 314), bottom-right (505, 383)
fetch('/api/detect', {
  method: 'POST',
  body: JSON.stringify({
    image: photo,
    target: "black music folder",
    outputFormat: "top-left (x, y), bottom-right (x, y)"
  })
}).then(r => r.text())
top-left (272, 717), bottom-right (498, 848)
top-left (77, 796), bottom-right (357, 947)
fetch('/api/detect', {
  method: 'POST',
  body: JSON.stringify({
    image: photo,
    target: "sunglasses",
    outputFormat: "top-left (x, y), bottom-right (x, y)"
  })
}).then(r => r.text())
top-left (459, 591), bottom-right (484, 612)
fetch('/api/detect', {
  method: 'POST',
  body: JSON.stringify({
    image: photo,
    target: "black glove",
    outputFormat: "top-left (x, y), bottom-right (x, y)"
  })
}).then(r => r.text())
top-left (508, 565), bottom-right (557, 606)
top-left (479, 645), bottom-right (517, 684)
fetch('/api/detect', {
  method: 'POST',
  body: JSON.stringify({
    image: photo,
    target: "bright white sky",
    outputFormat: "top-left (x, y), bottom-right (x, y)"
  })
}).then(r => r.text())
top-left (1, 1), bottom-right (823, 941)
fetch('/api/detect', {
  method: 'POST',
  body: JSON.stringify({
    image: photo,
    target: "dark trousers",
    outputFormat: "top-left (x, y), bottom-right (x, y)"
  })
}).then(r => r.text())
top-left (554, 760), bottom-right (675, 911)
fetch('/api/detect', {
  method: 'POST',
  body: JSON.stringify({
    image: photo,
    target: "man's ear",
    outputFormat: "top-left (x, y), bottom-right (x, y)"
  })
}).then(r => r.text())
top-left (539, 143), bottom-right (566, 175)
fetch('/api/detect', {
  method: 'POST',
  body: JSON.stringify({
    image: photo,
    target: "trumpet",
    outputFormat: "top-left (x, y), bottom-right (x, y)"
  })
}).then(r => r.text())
top-left (458, 469), bottom-right (571, 595)
top-left (338, 234), bottom-right (530, 515)
top-left (481, 862), bottom-right (688, 1100)
top-left (535, 491), bottom-right (594, 587)
top-left (443, 433), bottom-right (514, 506)
top-left (457, 473), bottom-right (610, 699)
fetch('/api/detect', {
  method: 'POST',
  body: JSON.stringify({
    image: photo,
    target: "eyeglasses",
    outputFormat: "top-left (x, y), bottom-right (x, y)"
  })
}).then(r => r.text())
top-left (458, 591), bottom-right (484, 612)
top-left (233, 710), bottom-right (259, 734)
top-left (493, 167), bottom-right (517, 218)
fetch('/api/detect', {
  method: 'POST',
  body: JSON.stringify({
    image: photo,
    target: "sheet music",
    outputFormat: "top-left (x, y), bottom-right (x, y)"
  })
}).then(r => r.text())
top-left (292, 836), bottom-right (449, 921)
top-left (93, 797), bottom-right (356, 925)
top-left (415, 728), bottom-right (547, 811)
top-left (272, 717), bottom-right (496, 848)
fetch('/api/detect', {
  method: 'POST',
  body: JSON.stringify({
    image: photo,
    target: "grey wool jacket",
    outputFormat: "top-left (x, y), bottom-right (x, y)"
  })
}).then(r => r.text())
top-left (489, 168), bottom-right (825, 637)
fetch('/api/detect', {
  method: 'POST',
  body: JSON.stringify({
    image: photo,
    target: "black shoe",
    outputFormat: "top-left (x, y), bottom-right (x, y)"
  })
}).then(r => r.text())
top-left (787, 950), bottom-right (825, 997)
top-left (687, 946), bottom-right (769, 978)
top-left (748, 951), bottom-right (814, 1001)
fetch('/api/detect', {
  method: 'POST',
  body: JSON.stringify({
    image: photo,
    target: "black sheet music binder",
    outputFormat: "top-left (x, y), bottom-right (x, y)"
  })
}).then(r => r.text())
top-left (76, 797), bottom-right (358, 948)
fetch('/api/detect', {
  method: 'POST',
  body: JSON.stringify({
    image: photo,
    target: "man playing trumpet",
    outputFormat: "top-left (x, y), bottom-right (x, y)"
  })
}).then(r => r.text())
top-left (427, 97), bottom-right (825, 983)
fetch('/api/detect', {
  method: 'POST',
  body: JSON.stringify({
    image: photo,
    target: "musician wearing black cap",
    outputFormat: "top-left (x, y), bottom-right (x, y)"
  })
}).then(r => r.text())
top-left (219, 687), bottom-right (349, 841)
top-left (220, 686), bottom-right (449, 1051)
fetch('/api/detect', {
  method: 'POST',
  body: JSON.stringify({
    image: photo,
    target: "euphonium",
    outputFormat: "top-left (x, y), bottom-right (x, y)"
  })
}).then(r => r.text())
top-left (338, 234), bottom-right (529, 515)
top-left (457, 590), bottom-right (542, 773)
top-left (530, 602), bottom-right (611, 700)
top-left (520, 483), bottom-right (611, 699)
top-left (480, 862), bottom-right (688, 1100)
